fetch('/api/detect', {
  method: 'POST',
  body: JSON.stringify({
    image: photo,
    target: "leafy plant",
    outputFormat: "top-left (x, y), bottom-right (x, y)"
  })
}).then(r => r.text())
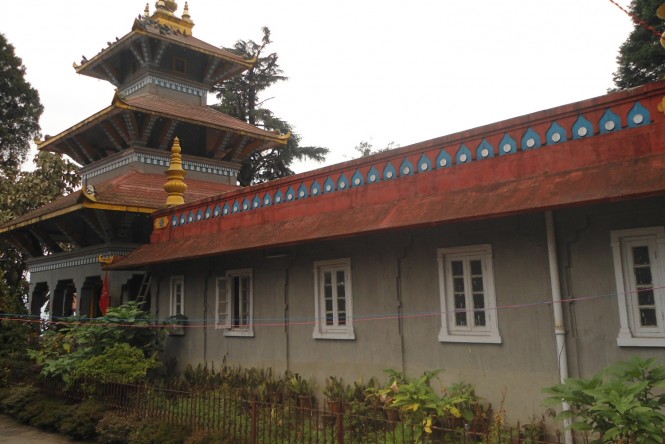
top-left (323, 376), bottom-right (352, 403)
top-left (29, 302), bottom-right (162, 388)
top-left (544, 357), bottom-right (665, 444)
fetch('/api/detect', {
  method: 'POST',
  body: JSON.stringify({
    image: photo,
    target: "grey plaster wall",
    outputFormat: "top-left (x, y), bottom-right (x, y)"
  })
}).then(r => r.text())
top-left (154, 197), bottom-right (665, 423)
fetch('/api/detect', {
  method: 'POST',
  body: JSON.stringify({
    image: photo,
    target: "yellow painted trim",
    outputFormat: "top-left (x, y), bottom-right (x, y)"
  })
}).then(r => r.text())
top-left (154, 216), bottom-right (170, 230)
top-left (0, 204), bottom-right (85, 234)
top-left (98, 255), bottom-right (115, 264)
top-left (0, 202), bottom-right (157, 234)
top-left (37, 105), bottom-right (118, 151)
top-left (81, 202), bottom-right (156, 214)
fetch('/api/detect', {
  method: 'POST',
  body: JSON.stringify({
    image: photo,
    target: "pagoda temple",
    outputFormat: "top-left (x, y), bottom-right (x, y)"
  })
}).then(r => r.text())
top-left (0, 1), bottom-right (288, 319)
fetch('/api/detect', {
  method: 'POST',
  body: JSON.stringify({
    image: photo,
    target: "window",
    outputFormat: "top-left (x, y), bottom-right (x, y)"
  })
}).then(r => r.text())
top-left (437, 245), bottom-right (501, 343)
top-left (313, 258), bottom-right (354, 340)
top-left (170, 275), bottom-right (184, 316)
top-left (216, 269), bottom-right (253, 337)
top-left (611, 227), bottom-right (665, 347)
top-left (173, 57), bottom-right (187, 75)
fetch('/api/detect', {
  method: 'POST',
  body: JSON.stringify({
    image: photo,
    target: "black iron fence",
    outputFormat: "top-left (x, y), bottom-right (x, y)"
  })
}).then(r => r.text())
top-left (36, 377), bottom-right (559, 444)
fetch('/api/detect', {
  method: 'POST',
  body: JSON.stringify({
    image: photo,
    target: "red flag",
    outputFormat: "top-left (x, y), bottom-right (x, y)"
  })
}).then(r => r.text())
top-left (99, 272), bottom-right (109, 316)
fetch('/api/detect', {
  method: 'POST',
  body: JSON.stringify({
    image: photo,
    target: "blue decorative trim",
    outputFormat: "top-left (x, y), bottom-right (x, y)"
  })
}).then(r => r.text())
top-left (82, 152), bottom-right (238, 180)
top-left (297, 183), bottom-right (309, 199)
top-left (28, 248), bottom-right (134, 273)
top-left (399, 158), bottom-right (415, 176)
top-left (285, 186), bottom-right (296, 202)
top-left (477, 139), bottom-right (494, 160)
top-left (121, 74), bottom-right (207, 98)
top-left (188, 210), bottom-right (195, 223)
top-left (166, 100), bottom-right (655, 228)
top-left (323, 177), bottom-right (336, 193)
top-left (521, 128), bottom-right (542, 150)
top-left (599, 109), bottom-right (622, 134)
top-left (383, 162), bottom-right (396, 180)
top-left (456, 144), bottom-right (472, 164)
top-left (499, 134), bottom-right (517, 155)
top-left (338, 173), bottom-right (350, 190)
top-left (628, 102), bottom-right (650, 128)
top-left (436, 149), bottom-right (452, 168)
top-left (572, 115), bottom-right (594, 139)
top-left (310, 180), bottom-right (322, 196)
top-left (351, 170), bottom-right (364, 187)
top-left (546, 122), bottom-right (567, 145)
top-left (205, 207), bottom-right (211, 219)
top-left (417, 154), bottom-right (432, 172)
top-left (367, 166), bottom-right (381, 183)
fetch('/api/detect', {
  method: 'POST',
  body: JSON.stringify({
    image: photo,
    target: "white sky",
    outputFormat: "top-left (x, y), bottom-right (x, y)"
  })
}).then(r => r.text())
top-left (1, 0), bottom-right (635, 172)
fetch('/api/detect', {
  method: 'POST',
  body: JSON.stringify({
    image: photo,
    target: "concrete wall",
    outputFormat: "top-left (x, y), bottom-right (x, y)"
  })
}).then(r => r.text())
top-left (153, 196), bottom-right (665, 423)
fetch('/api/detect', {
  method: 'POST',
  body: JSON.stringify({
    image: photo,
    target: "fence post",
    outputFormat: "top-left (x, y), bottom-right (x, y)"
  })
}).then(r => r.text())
top-left (336, 410), bottom-right (344, 444)
top-left (251, 401), bottom-right (258, 444)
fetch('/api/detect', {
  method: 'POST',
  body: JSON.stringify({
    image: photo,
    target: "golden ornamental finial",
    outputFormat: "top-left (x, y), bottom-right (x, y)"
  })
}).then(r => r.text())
top-left (155, 0), bottom-right (177, 14)
top-left (164, 137), bottom-right (188, 207)
top-left (182, 2), bottom-right (191, 21)
top-left (144, 3), bottom-right (150, 16)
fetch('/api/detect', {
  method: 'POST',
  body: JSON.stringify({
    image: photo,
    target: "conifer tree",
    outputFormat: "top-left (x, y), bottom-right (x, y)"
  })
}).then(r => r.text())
top-left (213, 27), bottom-right (328, 186)
top-left (612, 0), bottom-right (665, 90)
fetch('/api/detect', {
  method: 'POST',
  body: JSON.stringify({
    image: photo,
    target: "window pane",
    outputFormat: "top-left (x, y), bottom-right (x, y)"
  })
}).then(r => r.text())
top-left (640, 308), bottom-right (658, 327)
top-left (638, 289), bottom-right (655, 307)
top-left (454, 294), bottom-right (466, 310)
top-left (632, 246), bottom-right (650, 266)
top-left (455, 312), bottom-right (467, 326)
top-left (451, 260), bottom-right (463, 276)
top-left (474, 311), bottom-right (486, 327)
top-left (634, 267), bottom-right (653, 286)
top-left (453, 277), bottom-right (465, 293)
top-left (324, 271), bottom-right (333, 325)
top-left (473, 293), bottom-right (485, 309)
top-left (470, 260), bottom-right (482, 275)
top-left (471, 277), bottom-right (484, 292)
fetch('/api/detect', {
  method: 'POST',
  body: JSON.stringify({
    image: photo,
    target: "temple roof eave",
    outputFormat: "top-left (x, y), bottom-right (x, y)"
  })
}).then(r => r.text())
top-left (74, 25), bottom-right (255, 84)
top-left (36, 95), bottom-right (289, 163)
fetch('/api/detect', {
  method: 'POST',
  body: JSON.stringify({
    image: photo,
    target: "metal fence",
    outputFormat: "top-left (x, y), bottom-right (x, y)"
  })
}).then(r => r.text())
top-left (34, 376), bottom-right (559, 444)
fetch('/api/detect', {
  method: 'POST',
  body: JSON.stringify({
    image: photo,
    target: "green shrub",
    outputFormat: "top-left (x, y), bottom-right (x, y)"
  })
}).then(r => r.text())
top-left (545, 357), bottom-right (665, 444)
top-left (77, 343), bottom-right (161, 391)
top-left (59, 399), bottom-right (105, 441)
top-left (184, 429), bottom-right (233, 444)
top-left (0, 383), bottom-right (39, 416)
top-left (128, 420), bottom-right (192, 444)
top-left (29, 399), bottom-right (73, 432)
top-left (96, 410), bottom-right (143, 444)
top-left (29, 302), bottom-right (162, 388)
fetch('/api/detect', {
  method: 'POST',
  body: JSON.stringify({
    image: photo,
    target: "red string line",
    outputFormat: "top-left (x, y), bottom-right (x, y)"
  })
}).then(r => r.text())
top-left (608, 0), bottom-right (663, 38)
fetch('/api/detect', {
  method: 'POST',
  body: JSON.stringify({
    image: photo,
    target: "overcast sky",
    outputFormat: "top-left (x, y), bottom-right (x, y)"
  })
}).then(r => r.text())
top-left (2, 0), bottom-right (635, 172)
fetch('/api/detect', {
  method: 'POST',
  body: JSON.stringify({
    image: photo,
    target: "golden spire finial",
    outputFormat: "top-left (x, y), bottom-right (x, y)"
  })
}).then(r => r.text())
top-left (155, 0), bottom-right (177, 13)
top-left (182, 1), bottom-right (191, 21)
top-left (144, 3), bottom-right (150, 16)
top-left (164, 137), bottom-right (188, 207)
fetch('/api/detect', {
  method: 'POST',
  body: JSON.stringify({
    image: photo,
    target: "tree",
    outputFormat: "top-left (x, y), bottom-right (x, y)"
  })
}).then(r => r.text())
top-left (0, 33), bottom-right (44, 173)
top-left (0, 34), bottom-right (80, 361)
top-left (612, 0), bottom-right (665, 90)
top-left (354, 140), bottom-right (399, 158)
top-left (213, 27), bottom-right (329, 186)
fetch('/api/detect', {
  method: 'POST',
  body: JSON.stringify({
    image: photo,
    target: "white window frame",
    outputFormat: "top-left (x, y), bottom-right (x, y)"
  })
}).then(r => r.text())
top-left (437, 244), bottom-right (502, 344)
top-left (611, 227), bottom-right (665, 347)
top-left (215, 269), bottom-right (254, 337)
top-left (170, 275), bottom-right (185, 317)
top-left (313, 258), bottom-right (354, 340)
